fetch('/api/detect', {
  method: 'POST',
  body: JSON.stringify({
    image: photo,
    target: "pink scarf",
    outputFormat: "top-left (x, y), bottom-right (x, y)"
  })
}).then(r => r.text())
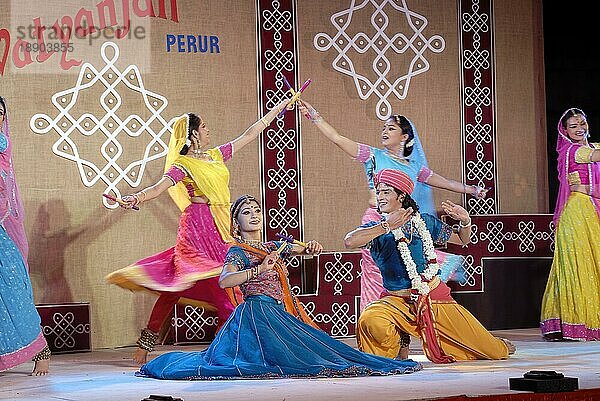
top-left (0, 103), bottom-right (29, 265)
top-left (553, 108), bottom-right (600, 226)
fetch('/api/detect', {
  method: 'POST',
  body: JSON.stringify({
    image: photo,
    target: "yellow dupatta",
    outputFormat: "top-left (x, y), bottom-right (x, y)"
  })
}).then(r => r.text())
top-left (165, 114), bottom-right (233, 242)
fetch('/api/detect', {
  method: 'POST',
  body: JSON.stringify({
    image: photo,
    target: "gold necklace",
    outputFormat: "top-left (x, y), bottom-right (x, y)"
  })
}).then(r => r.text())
top-left (188, 150), bottom-right (212, 161)
top-left (238, 237), bottom-right (266, 250)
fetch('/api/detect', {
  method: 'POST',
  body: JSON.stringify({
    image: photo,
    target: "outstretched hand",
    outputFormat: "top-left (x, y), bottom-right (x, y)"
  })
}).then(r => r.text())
top-left (440, 200), bottom-right (470, 225)
top-left (297, 99), bottom-right (312, 110)
top-left (120, 195), bottom-right (138, 209)
top-left (297, 99), bottom-right (322, 123)
top-left (275, 98), bottom-right (294, 114)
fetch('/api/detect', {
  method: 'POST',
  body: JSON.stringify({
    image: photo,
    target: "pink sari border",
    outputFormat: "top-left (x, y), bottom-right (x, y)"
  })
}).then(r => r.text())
top-left (541, 318), bottom-right (600, 341)
top-left (0, 332), bottom-right (47, 371)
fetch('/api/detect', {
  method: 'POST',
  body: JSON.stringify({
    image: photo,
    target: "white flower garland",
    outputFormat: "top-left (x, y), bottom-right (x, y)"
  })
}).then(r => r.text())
top-left (391, 212), bottom-right (439, 295)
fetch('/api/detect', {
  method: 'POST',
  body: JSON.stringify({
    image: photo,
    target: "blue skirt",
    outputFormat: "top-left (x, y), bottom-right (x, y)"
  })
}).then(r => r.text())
top-left (139, 295), bottom-right (422, 380)
top-left (0, 226), bottom-right (46, 371)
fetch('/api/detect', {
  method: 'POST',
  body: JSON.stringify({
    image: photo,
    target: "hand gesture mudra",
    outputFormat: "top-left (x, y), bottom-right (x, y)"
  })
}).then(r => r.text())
top-left (304, 240), bottom-right (323, 255)
top-left (120, 195), bottom-right (139, 209)
top-left (386, 207), bottom-right (414, 230)
top-left (440, 200), bottom-right (470, 225)
top-left (260, 252), bottom-right (279, 273)
top-left (472, 185), bottom-right (489, 199)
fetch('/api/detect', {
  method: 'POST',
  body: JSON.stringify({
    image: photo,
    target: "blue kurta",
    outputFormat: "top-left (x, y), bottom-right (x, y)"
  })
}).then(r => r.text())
top-left (364, 214), bottom-right (458, 291)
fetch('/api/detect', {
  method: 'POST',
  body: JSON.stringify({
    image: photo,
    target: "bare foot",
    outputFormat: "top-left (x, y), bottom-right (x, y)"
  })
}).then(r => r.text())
top-left (31, 358), bottom-right (50, 376)
top-left (500, 337), bottom-right (516, 354)
top-left (395, 346), bottom-right (410, 360)
top-left (133, 347), bottom-right (149, 365)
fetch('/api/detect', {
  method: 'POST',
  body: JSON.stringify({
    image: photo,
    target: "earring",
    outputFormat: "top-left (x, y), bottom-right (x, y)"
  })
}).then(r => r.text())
top-left (232, 222), bottom-right (240, 237)
top-left (397, 140), bottom-right (406, 157)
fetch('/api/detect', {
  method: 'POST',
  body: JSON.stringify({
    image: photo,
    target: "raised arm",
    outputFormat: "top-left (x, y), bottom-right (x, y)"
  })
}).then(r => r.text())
top-left (230, 98), bottom-right (290, 153)
top-left (218, 252), bottom-right (278, 289)
top-left (344, 224), bottom-right (388, 250)
top-left (298, 100), bottom-right (360, 158)
top-left (344, 207), bottom-right (413, 249)
top-left (121, 176), bottom-right (174, 209)
top-left (289, 239), bottom-right (323, 255)
top-left (421, 169), bottom-right (488, 199)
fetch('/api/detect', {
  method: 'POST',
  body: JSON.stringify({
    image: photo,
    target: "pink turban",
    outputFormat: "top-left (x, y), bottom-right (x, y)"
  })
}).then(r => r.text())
top-left (374, 168), bottom-right (414, 195)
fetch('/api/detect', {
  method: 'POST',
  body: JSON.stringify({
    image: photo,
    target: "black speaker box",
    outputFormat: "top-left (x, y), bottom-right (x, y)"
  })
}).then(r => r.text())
top-left (509, 370), bottom-right (579, 393)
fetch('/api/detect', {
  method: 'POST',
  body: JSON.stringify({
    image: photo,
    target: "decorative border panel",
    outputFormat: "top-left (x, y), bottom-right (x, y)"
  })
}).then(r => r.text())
top-left (447, 214), bottom-right (555, 292)
top-left (459, 0), bottom-right (498, 215)
top-left (172, 304), bottom-right (219, 345)
top-left (297, 252), bottom-right (362, 337)
top-left (256, 0), bottom-right (303, 244)
top-left (36, 303), bottom-right (91, 354)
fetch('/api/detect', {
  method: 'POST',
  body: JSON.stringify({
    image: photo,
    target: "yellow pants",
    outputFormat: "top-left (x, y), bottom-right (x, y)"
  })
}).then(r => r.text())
top-left (357, 295), bottom-right (509, 361)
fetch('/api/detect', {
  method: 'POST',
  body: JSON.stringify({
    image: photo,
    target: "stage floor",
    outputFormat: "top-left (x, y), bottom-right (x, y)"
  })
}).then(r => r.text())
top-left (2, 328), bottom-right (599, 401)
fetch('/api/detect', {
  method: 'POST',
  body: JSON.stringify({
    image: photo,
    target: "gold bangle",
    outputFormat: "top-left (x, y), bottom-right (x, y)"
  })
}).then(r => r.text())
top-left (246, 269), bottom-right (251, 281)
top-left (132, 191), bottom-right (146, 205)
top-left (260, 117), bottom-right (269, 128)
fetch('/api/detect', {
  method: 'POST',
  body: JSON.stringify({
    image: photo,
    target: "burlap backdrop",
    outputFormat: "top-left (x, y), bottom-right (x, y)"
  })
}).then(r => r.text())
top-left (0, 0), bottom-right (545, 348)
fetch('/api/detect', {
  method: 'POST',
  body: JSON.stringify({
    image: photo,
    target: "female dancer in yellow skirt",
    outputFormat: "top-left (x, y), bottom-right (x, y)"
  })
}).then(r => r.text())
top-left (540, 107), bottom-right (600, 341)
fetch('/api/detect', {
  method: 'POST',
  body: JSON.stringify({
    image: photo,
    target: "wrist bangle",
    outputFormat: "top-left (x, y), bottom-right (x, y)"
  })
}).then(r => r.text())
top-left (380, 220), bottom-right (391, 234)
top-left (459, 218), bottom-right (472, 228)
top-left (260, 117), bottom-right (269, 128)
top-left (246, 269), bottom-right (251, 281)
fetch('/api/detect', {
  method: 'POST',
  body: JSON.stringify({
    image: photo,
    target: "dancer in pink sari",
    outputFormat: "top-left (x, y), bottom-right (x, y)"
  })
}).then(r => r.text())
top-left (107, 99), bottom-right (290, 364)
top-left (540, 107), bottom-right (600, 341)
top-left (0, 96), bottom-right (51, 375)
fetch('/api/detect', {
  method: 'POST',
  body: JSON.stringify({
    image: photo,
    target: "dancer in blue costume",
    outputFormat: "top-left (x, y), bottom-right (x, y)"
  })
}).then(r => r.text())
top-left (0, 96), bottom-right (51, 375)
top-left (138, 195), bottom-right (422, 379)
top-left (298, 100), bottom-right (486, 316)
